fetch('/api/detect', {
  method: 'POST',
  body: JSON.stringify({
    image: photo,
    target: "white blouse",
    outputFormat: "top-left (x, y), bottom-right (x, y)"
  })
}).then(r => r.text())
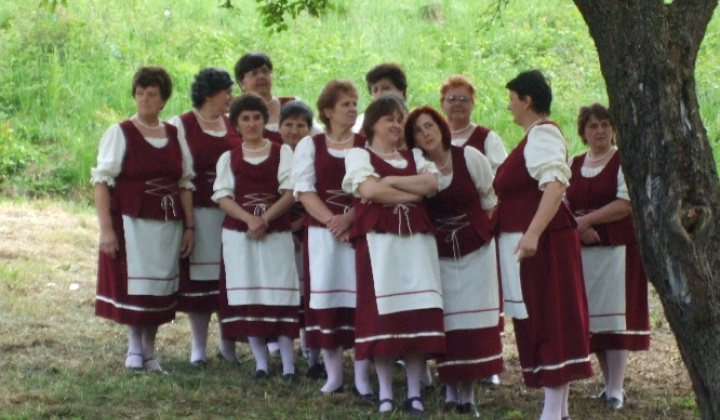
top-left (451, 129), bottom-right (507, 175)
top-left (523, 123), bottom-right (572, 190)
top-left (440, 146), bottom-right (497, 210)
top-left (90, 123), bottom-right (195, 189)
top-left (291, 135), bottom-right (354, 199)
top-left (342, 148), bottom-right (440, 197)
top-left (211, 143), bottom-right (294, 202)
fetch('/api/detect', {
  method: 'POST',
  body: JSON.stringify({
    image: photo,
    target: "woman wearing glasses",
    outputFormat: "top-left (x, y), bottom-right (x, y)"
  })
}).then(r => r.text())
top-left (440, 75), bottom-right (507, 174)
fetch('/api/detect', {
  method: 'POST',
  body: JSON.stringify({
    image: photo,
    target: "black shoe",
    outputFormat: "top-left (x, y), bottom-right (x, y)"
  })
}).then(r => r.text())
top-left (281, 373), bottom-right (299, 385)
top-left (402, 397), bottom-right (426, 418)
top-left (353, 386), bottom-right (378, 403)
top-left (190, 359), bottom-right (207, 368)
top-left (216, 351), bottom-right (238, 364)
top-left (320, 384), bottom-right (345, 396)
top-left (307, 363), bottom-right (328, 380)
top-left (457, 402), bottom-right (480, 417)
top-left (377, 399), bottom-right (396, 416)
top-left (252, 369), bottom-right (269, 381)
top-left (606, 397), bottom-right (623, 410)
top-left (561, 417), bottom-right (571, 420)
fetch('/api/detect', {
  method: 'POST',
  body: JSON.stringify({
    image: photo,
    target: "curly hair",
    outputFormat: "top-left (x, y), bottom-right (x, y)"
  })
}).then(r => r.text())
top-left (190, 67), bottom-right (234, 109)
top-left (131, 66), bottom-right (173, 101)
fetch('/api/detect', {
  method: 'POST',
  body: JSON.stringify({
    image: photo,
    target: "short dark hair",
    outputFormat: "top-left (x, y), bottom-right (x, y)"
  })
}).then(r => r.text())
top-left (505, 69), bottom-right (552, 115)
top-left (132, 66), bottom-right (173, 101)
top-left (365, 63), bottom-right (407, 98)
top-left (316, 79), bottom-right (358, 127)
top-left (234, 52), bottom-right (273, 84)
top-left (404, 106), bottom-right (452, 152)
top-left (577, 102), bottom-right (615, 145)
top-left (229, 93), bottom-right (269, 129)
top-left (362, 96), bottom-right (405, 145)
top-left (190, 67), bottom-right (234, 109)
top-left (279, 100), bottom-right (314, 128)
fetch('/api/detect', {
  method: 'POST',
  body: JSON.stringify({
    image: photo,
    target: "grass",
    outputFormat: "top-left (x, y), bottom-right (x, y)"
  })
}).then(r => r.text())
top-left (0, 0), bottom-right (718, 200)
top-left (0, 200), bottom-right (699, 419)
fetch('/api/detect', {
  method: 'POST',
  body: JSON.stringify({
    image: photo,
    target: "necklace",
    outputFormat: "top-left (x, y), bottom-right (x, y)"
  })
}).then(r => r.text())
top-left (326, 133), bottom-right (353, 145)
top-left (133, 114), bottom-right (162, 130)
top-left (194, 109), bottom-right (222, 124)
top-left (368, 146), bottom-right (397, 156)
top-left (450, 122), bottom-right (473, 134)
top-left (586, 147), bottom-right (615, 162)
top-left (524, 117), bottom-right (548, 135)
top-left (436, 152), bottom-right (452, 171)
top-left (242, 139), bottom-right (270, 152)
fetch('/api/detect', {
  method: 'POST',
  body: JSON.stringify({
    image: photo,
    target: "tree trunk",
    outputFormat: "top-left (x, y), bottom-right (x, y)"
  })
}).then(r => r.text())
top-left (572, 0), bottom-right (720, 418)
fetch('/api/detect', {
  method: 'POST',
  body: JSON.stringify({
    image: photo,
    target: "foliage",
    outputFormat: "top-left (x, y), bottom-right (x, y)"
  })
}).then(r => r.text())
top-left (255, 0), bottom-right (332, 32)
top-left (0, 0), bottom-right (718, 202)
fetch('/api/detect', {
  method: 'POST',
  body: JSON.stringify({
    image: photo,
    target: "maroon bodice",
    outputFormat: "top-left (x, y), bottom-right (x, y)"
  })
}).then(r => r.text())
top-left (463, 125), bottom-right (491, 154)
top-left (221, 142), bottom-right (291, 233)
top-left (180, 112), bottom-right (240, 207)
top-left (303, 133), bottom-right (365, 228)
top-left (426, 146), bottom-right (495, 258)
top-left (566, 151), bottom-right (635, 245)
top-left (350, 148), bottom-right (436, 238)
top-left (493, 121), bottom-right (575, 233)
top-left (112, 120), bottom-right (184, 221)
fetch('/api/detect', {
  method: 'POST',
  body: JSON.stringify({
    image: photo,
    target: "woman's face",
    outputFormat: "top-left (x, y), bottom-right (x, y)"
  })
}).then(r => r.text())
top-left (371, 111), bottom-right (403, 147)
top-left (279, 115), bottom-right (310, 150)
top-left (413, 113), bottom-right (444, 154)
top-left (239, 65), bottom-right (273, 98)
top-left (583, 114), bottom-right (614, 150)
top-left (324, 93), bottom-right (358, 130)
top-left (441, 85), bottom-right (474, 122)
top-left (370, 77), bottom-right (402, 100)
top-left (205, 87), bottom-right (233, 114)
top-left (507, 90), bottom-right (528, 126)
top-left (134, 85), bottom-right (166, 118)
top-left (234, 110), bottom-right (265, 142)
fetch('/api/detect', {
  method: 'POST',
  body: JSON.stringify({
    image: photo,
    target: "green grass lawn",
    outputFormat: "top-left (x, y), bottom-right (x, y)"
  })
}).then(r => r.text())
top-left (1, 0), bottom-right (719, 200)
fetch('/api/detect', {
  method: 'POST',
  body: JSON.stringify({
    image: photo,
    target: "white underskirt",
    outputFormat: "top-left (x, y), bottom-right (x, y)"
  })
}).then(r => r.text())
top-left (307, 226), bottom-right (357, 309)
top-left (497, 232), bottom-right (527, 319)
top-left (582, 245), bottom-right (627, 332)
top-left (189, 207), bottom-right (225, 281)
top-left (123, 216), bottom-right (181, 296)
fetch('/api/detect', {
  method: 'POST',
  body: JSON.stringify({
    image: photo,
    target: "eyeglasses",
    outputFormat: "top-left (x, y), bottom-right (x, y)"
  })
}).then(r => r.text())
top-left (247, 67), bottom-right (272, 77)
top-left (444, 95), bottom-right (472, 104)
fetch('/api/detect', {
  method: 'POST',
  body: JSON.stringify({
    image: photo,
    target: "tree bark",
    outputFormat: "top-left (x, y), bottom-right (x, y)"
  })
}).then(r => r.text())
top-left (573, 0), bottom-right (720, 418)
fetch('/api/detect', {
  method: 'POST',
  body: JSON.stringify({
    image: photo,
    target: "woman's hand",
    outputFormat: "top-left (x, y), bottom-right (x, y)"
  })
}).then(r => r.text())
top-left (326, 212), bottom-right (353, 239)
top-left (247, 215), bottom-right (268, 240)
top-left (514, 231), bottom-right (540, 261)
top-left (180, 228), bottom-right (195, 258)
top-left (99, 228), bottom-right (119, 259)
top-left (575, 215), bottom-right (592, 233)
top-left (580, 227), bottom-right (601, 245)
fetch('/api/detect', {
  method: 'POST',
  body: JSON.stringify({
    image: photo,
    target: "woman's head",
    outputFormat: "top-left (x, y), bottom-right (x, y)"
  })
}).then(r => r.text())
top-left (190, 67), bottom-right (234, 109)
top-left (316, 79), bottom-right (359, 128)
top-left (362, 95), bottom-right (405, 145)
top-left (365, 63), bottom-right (408, 99)
top-left (440, 75), bottom-right (476, 104)
top-left (229, 93), bottom-right (269, 129)
top-left (234, 52), bottom-right (273, 96)
top-left (505, 69), bottom-right (552, 115)
top-left (132, 66), bottom-right (173, 101)
top-left (405, 106), bottom-right (451, 152)
top-left (279, 100), bottom-right (313, 148)
top-left (577, 102), bottom-right (615, 146)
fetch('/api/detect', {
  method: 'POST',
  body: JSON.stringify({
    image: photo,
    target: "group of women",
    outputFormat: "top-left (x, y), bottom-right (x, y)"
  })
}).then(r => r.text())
top-left (92, 54), bottom-right (650, 419)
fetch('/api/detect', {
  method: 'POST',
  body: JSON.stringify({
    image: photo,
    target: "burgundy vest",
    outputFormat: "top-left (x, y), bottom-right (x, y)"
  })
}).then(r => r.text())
top-left (220, 142), bottom-right (291, 233)
top-left (350, 148), bottom-right (436, 238)
top-left (426, 146), bottom-right (495, 258)
top-left (180, 112), bottom-right (240, 207)
top-left (463, 125), bottom-right (491, 154)
top-left (566, 151), bottom-right (635, 246)
top-left (493, 121), bottom-right (575, 233)
top-left (112, 120), bottom-right (184, 221)
top-left (303, 133), bottom-right (366, 228)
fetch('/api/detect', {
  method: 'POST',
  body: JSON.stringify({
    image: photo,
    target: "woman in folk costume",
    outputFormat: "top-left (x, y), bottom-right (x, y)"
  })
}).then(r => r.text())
top-left (213, 93), bottom-right (299, 382)
top-left (565, 103), bottom-right (650, 411)
top-left (405, 106), bottom-right (503, 417)
top-left (495, 70), bottom-right (593, 420)
top-left (169, 67), bottom-right (240, 366)
top-left (342, 95), bottom-right (445, 417)
top-left (93, 66), bottom-right (195, 373)
top-left (292, 80), bottom-right (374, 399)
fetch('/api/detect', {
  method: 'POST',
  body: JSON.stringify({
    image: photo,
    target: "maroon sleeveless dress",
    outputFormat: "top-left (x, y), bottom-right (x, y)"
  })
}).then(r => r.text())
top-left (566, 152), bottom-right (650, 351)
top-left (177, 112), bottom-right (239, 312)
top-left (95, 120), bottom-right (184, 326)
top-left (493, 121), bottom-right (593, 388)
